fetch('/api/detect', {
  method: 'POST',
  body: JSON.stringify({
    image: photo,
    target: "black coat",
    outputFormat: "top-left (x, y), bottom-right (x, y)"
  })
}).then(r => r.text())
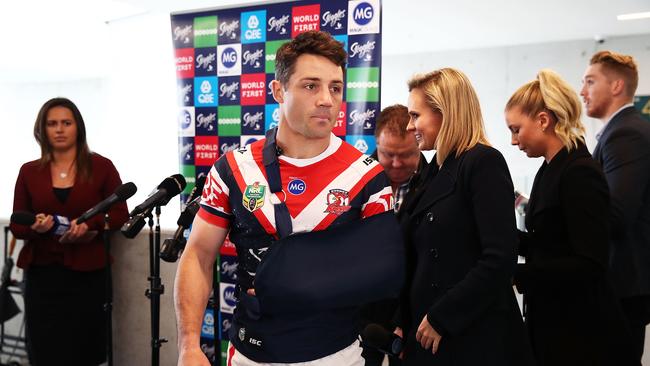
top-left (592, 106), bottom-right (650, 300)
top-left (398, 144), bottom-right (533, 366)
top-left (515, 143), bottom-right (635, 366)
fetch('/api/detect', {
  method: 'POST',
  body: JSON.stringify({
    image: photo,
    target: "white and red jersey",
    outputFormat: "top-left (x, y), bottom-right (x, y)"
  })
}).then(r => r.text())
top-left (198, 133), bottom-right (393, 288)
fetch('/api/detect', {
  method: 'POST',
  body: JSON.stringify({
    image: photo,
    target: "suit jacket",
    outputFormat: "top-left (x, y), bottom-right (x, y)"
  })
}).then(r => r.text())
top-left (592, 106), bottom-right (650, 299)
top-left (398, 144), bottom-right (533, 366)
top-left (516, 143), bottom-right (634, 366)
top-left (10, 153), bottom-right (129, 271)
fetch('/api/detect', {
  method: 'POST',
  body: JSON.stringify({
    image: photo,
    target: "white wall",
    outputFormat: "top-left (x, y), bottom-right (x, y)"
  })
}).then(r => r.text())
top-left (381, 33), bottom-right (650, 194)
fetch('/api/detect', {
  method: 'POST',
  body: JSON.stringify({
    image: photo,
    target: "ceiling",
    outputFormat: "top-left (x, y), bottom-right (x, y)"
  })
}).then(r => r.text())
top-left (1, 0), bottom-right (648, 82)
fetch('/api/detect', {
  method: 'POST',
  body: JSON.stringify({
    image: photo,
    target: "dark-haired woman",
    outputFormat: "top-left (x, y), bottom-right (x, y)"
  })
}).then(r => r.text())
top-left (10, 97), bottom-right (129, 366)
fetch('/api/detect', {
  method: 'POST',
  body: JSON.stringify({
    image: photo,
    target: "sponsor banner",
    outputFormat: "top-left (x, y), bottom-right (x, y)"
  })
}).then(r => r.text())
top-left (346, 67), bottom-right (379, 102)
top-left (219, 283), bottom-right (237, 314)
top-left (218, 44), bottom-right (242, 76)
top-left (634, 95), bottom-right (650, 122)
top-left (348, 0), bottom-right (380, 35)
top-left (199, 336), bottom-right (217, 364)
top-left (241, 10), bottom-right (267, 44)
top-left (320, 2), bottom-right (348, 35)
top-left (194, 15), bottom-right (218, 48)
top-left (195, 136), bottom-right (220, 167)
top-left (218, 76), bottom-right (240, 105)
top-left (292, 4), bottom-right (321, 37)
top-left (181, 164), bottom-right (196, 195)
top-left (195, 108), bottom-right (218, 135)
top-left (195, 47), bottom-right (218, 76)
top-left (265, 104), bottom-right (280, 131)
top-left (242, 43), bottom-right (265, 74)
top-left (218, 106), bottom-right (241, 136)
top-left (177, 79), bottom-right (194, 107)
top-left (218, 11), bottom-right (241, 44)
top-left (194, 76), bottom-right (219, 107)
top-left (178, 107), bottom-right (195, 137)
top-left (201, 308), bottom-right (215, 339)
top-left (241, 106), bottom-right (265, 135)
top-left (265, 40), bottom-right (288, 74)
top-left (266, 4), bottom-right (292, 41)
top-left (171, 18), bottom-right (193, 48)
top-left (219, 255), bottom-right (238, 283)
top-left (219, 237), bottom-right (237, 256)
top-left (219, 312), bottom-right (234, 341)
top-left (180, 137), bottom-right (195, 165)
top-left (333, 102), bottom-right (347, 136)
top-left (219, 136), bottom-right (241, 155)
top-left (345, 134), bottom-right (376, 154)
top-left (347, 101), bottom-right (379, 135)
top-left (241, 73), bottom-right (266, 105)
top-left (175, 48), bottom-right (195, 78)
top-left (348, 34), bottom-right (380, 67)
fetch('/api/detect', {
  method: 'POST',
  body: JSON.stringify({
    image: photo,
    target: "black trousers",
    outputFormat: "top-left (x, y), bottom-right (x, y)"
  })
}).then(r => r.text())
top-left (25, 265), bottom-right (108, 366)
top-left (620, 295), bottom-right (650, 364)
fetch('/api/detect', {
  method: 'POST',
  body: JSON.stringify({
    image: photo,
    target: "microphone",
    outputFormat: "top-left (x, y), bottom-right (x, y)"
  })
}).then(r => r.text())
top-left (161, 176), bottom-right (206, 262)
top-left (514, 190), bottom-right (528, 215)
top-left (130, 174), bottom-right (186, 216)
top-left (120, 209), bottom-right (152, 239)
top-left (76, 182), bottom-right (137, 224)
top-left (11, 211), bottom-right (71, 236)
top-left (361, 323), bottom-right (403, 358)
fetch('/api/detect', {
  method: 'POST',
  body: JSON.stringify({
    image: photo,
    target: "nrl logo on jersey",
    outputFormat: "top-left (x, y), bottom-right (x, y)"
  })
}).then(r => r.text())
top-left (243, 182), bottom-right (266, 212)
top-left (325, 189), bottom-right (351, 215)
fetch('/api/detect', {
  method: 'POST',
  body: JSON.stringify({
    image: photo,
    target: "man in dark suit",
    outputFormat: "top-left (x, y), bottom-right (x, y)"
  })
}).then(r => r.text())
top-left (581, 50), bottom-right (650, 362)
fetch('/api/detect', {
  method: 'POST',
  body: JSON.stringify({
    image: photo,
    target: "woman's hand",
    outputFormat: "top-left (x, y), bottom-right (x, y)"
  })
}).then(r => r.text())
top-left (61, 220), bottom-right (89, 242)
top-left (416, 315), bottom-right (442, 354)
top-left (30, 214), bottom-right (54, 233)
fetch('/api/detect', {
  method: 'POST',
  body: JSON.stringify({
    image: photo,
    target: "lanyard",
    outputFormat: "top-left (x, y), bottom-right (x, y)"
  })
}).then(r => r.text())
top-left (262, 127), bottom-right (293, 239)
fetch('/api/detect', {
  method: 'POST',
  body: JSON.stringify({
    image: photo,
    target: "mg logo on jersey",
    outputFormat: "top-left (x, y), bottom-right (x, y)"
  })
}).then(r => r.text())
top-left (325, 189), bottom-right (351, 215)
top-left (353, 2), bottom-right (373, 25)
top-left (288, 179), bottom-right (307, 195)
top-left (243, 182), bottom-right (266, 212)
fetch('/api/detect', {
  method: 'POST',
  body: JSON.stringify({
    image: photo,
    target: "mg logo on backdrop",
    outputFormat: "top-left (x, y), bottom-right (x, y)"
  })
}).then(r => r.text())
top-left (348, 0), bottom-right (380, 35)
top-left (218, 44), bottom-right (242, 76)
top-left (178, 107), bottom-right (195, 137)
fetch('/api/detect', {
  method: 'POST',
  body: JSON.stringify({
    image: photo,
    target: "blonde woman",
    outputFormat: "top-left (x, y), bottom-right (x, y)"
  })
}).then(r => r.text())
top-left (397, 68), bottom-right (532, 365)
top-left (505, 69), bottom-right (635, 365)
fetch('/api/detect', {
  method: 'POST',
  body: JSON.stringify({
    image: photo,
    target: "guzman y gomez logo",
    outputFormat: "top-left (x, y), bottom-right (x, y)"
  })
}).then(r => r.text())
top-left (267, 15), bottom-right (289, 34)
top-left (349, 108), bottom-right (376, 127)
top-left (322, 9), bottom-right (346, 28)
top-left (220, 82), bottom-right (239, 100)
top-left (349, 41), bottom-right (376, 61)
top-left (174, 25), bottom-right (192, 43)
top-left (196, 53), bottom-right (216, 70)
top-left (219, 20), bottom-right (239, 40)
top-left (242, 49), bottom-right (263, 67)
top-left (243, 112), bottom-right (263, 128)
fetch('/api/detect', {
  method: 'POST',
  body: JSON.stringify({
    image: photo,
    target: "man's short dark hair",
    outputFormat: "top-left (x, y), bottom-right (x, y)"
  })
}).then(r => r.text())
top-left (275, 31), bottom-right (347, 86)
top-left (375, 104), bottom-right (410, 139)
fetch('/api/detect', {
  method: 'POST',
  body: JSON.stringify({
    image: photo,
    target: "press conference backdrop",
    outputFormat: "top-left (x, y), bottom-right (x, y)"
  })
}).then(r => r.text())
top-left (635, 95), bottom-right (650, 123)
top-left (170, 1), bottom-right (382, 363)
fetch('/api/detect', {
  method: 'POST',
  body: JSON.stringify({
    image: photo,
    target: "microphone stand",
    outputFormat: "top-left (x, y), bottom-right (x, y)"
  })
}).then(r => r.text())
top-left (103, 212), bottom-right (114, 366)
top-left (145, 206), bottom-right (167, 366)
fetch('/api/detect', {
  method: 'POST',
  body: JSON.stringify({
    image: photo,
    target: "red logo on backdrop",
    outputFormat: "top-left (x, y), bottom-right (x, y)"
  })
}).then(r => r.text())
top-left (220, 236), bottom-right (237, 256)
top-left (333, 102), bottom-right (346, 136)
top-left (195, 136), bottom-right (219, 166)
top-left (292, 4), bottom-right (320, 37)
top-left (241, 74), bottom-right (266, 105)
top-left (175, 48), bottom-right (194, 78)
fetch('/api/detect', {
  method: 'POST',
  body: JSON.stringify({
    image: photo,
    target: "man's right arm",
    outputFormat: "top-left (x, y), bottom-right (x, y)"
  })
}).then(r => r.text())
top-left (174, 214), bottom-right (229, 366)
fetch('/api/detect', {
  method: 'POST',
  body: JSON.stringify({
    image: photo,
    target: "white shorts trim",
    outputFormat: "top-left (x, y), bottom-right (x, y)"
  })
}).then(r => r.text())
top-left (226, 339), bottom-right (364, 366)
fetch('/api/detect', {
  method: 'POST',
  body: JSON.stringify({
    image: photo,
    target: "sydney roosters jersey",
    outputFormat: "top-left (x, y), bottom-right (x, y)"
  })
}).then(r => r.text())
top-left (198, 134), bottom-right (393, 288)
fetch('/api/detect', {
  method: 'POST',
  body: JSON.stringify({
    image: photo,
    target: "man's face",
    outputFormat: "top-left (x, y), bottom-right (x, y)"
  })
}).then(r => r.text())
top-left (273, 54), bottom-right (344, 139)
top-left (376, 130), bottom-right (420, 186)
top-left (580, 63), bottom-right (615, 119)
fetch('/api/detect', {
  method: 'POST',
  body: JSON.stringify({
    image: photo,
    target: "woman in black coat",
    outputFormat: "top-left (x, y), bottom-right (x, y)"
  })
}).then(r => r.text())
top-left (505, 69), bottom-right (635, 365)
top-left (397, 68), bottom-right (533, 365)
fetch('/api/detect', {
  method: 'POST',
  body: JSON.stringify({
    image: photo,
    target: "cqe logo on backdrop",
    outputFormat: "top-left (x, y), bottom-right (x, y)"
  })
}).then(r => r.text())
top-left (194, 77), bottom-right (218, 107)
top-left (218, 44), bottom-right (242, 76)
top-left (242, 10), bottom-right (266, 44)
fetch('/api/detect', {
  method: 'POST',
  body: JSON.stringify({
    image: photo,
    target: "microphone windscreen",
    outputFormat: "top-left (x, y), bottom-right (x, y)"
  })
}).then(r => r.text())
top-left (116, 182), bottom-right (138, 201)
top-left (193, 175), bottom-right (207, 198)
top-left (158, 174), bottom-right (187, 197)
top-left (362, 323), bottom-right (393, 350)
top-left (10, 211), bottom-right (36, 226)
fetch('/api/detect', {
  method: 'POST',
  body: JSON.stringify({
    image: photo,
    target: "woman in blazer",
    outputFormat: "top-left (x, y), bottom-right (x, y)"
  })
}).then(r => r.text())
top-left (397, 68), bottom-right (533, 365)
top-left (505, 69), bottom-right (635, 365)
